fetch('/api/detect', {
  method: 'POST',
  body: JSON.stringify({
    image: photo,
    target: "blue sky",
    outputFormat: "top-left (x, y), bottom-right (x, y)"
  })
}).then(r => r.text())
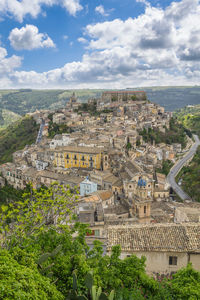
top-left (0, 0), bottom-right (200, 88)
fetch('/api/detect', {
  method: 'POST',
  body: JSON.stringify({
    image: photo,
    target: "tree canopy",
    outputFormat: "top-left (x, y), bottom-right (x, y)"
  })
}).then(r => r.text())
top-left (0, 184), bottom-right (200, 299)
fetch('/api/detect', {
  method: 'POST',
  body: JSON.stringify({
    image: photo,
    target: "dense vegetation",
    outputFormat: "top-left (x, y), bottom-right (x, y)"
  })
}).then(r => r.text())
top-left (156, 160), bottom-right (174, 176)
top-left (175, 104), bottom-right (200, 136)
top-left (48, 122), bottom-right (73, 138)
top-left (174, 105), bottom-right (200, 201)
top-left (0, 184), bottom-right (200, 299)
top-left (139, 118), bottom-right (187, 148)
top-left (176, 146), bottom-right (200, 202)
top-left (0, 116), bottom-right (39, 164)
top-left (0, 184), bottom-right (27, 204)
top-left (74, 102), bottom-right (113, 118)
top-left (0, 109), bottom-right (21, 128)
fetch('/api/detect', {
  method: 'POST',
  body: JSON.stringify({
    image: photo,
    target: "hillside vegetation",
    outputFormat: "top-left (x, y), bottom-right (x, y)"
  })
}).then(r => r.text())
top-left (0, 116), bottom-right (39, 164)
top-left (175, 104), bottom-right (200, 136)
top-left (0, 89), bottom-right (103, 117)
top-left (0, 109), bottom-right (21, 128)
top-left (175, 105), bottom-right (200, 202)
top-left (176, 147), bottom-right (200, 202)
top-left (139, 118), bottom-right (188, 148)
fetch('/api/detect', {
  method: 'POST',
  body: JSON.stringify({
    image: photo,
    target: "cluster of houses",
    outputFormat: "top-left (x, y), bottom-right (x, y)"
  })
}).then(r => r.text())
top-left (1, 90), bottom-right (200, 276)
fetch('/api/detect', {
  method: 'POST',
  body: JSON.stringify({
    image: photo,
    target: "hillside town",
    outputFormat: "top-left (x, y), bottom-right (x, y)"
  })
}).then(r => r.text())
top-left (1, 90), bottom-right (200, 276)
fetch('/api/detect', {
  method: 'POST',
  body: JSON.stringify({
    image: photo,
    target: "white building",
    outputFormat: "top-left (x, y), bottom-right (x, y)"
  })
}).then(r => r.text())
top-left (80, 177), bottom-right (98, 196)
top-left (50, 134), bottom-right (74, 149)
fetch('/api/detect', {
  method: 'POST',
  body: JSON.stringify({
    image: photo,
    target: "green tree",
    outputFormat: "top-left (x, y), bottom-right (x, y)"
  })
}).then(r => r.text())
top-left (166, 264), bottom-right (200, 300)
top-left (0, 249), bottom-right (63, 300)
top-left (0, 183), bottom-right (78, 249)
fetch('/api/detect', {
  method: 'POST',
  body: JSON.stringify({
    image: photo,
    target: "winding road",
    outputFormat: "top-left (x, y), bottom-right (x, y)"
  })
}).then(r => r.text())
top-left (167, 135), bottom-right (200, 201)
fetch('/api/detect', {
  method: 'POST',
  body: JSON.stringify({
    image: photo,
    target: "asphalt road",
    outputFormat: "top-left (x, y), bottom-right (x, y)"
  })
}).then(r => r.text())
top-left (167, 135), bottom-right (200, 201)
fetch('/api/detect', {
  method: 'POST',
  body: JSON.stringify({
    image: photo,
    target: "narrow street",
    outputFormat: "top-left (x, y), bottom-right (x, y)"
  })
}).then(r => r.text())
top-left (167, 135), bottom-right (200, 201)
top-left (36, 119), bottom-right (45, 144)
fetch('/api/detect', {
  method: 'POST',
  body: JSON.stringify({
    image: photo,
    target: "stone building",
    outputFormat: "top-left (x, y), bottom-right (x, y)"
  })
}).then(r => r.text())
top-left (101, 91), bottom-right (147, 102)
top-left (38, 170), bottom-right (82, 188)
top-left (107, 223), bottom-right (200, 275)
top-left (54, 146), bottom-right (103, 170)
top-left (0, 176), bottom-right (5, 188)
top-left (124, 174), bottom-right (153, 201)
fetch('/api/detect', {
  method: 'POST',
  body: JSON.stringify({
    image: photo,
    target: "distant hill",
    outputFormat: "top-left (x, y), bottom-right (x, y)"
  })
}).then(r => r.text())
top-left (0, 116), bottom-right (39, 164)
top-left (0, 89), bottom-right (103, 116)
top-left (143, 86), bottom-right (200, 112)
top-left (0, 87), bottom-right (200, 119)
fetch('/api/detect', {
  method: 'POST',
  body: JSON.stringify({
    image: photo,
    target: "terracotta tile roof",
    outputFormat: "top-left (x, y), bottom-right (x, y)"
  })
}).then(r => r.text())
top-left (81, 190), bottom-right (113, 203)
top-left (107, 223), bottom-right (200, 253)
top-left (81, 195), bottom-right (99, 203)
top-left (54, 146), bottom-right (102, 154)
top-left (96, 190), bottom-right (113, 201)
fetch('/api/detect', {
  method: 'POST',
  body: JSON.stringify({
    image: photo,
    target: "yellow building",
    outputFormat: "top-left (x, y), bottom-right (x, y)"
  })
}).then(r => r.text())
top-left (54, 146), bottom-right (102, 170)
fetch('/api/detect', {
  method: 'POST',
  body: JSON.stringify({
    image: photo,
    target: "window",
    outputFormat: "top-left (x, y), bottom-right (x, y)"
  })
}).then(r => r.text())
top-left (95, 230), bottom-right (100, 237)
top-left (66, 154), bottom-right (69, 159)
top-left (144, 206), bottom-right (146, 214)
top-left (169, 256), bottom-right (177, 265)
top-left (74, 155), bottom-right (77, 160)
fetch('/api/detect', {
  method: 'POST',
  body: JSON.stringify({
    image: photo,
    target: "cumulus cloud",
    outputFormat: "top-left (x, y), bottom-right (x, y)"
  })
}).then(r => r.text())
top-left (0, 46), bottom-right (22, 73)
top-left (2, 0), bottom-right (200, 88)
top-left (9, 25), bottom-right (55, 50)
top-left (95, 5), bottom-right (109, 17)
top-left (0, 0), bottom-right (83, 22)
top-left (62, 0), bottom-right (82, 16)
top-left (0, 46), bottom-right (22, 87)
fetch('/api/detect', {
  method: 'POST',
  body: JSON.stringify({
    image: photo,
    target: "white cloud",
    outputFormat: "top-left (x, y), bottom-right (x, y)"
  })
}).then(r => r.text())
top-left (0, 46), bottom-right (22, 74)
top-left (0, 46), bottom-right (22, 87)
top-left (62, 0), bottom-right (82, 16)
top-left (136, 0), bottom-right (150, 7)
top-left (95, 5), bottom-right (109, 17)
top-left (1, 0), bottom-right (200, 88)
top-left (0, 0), bottom-right (83, 22)
top-left (77, 37), bottom-right (87, 43)
top-left (9, 25), bottom-right (55, 50)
